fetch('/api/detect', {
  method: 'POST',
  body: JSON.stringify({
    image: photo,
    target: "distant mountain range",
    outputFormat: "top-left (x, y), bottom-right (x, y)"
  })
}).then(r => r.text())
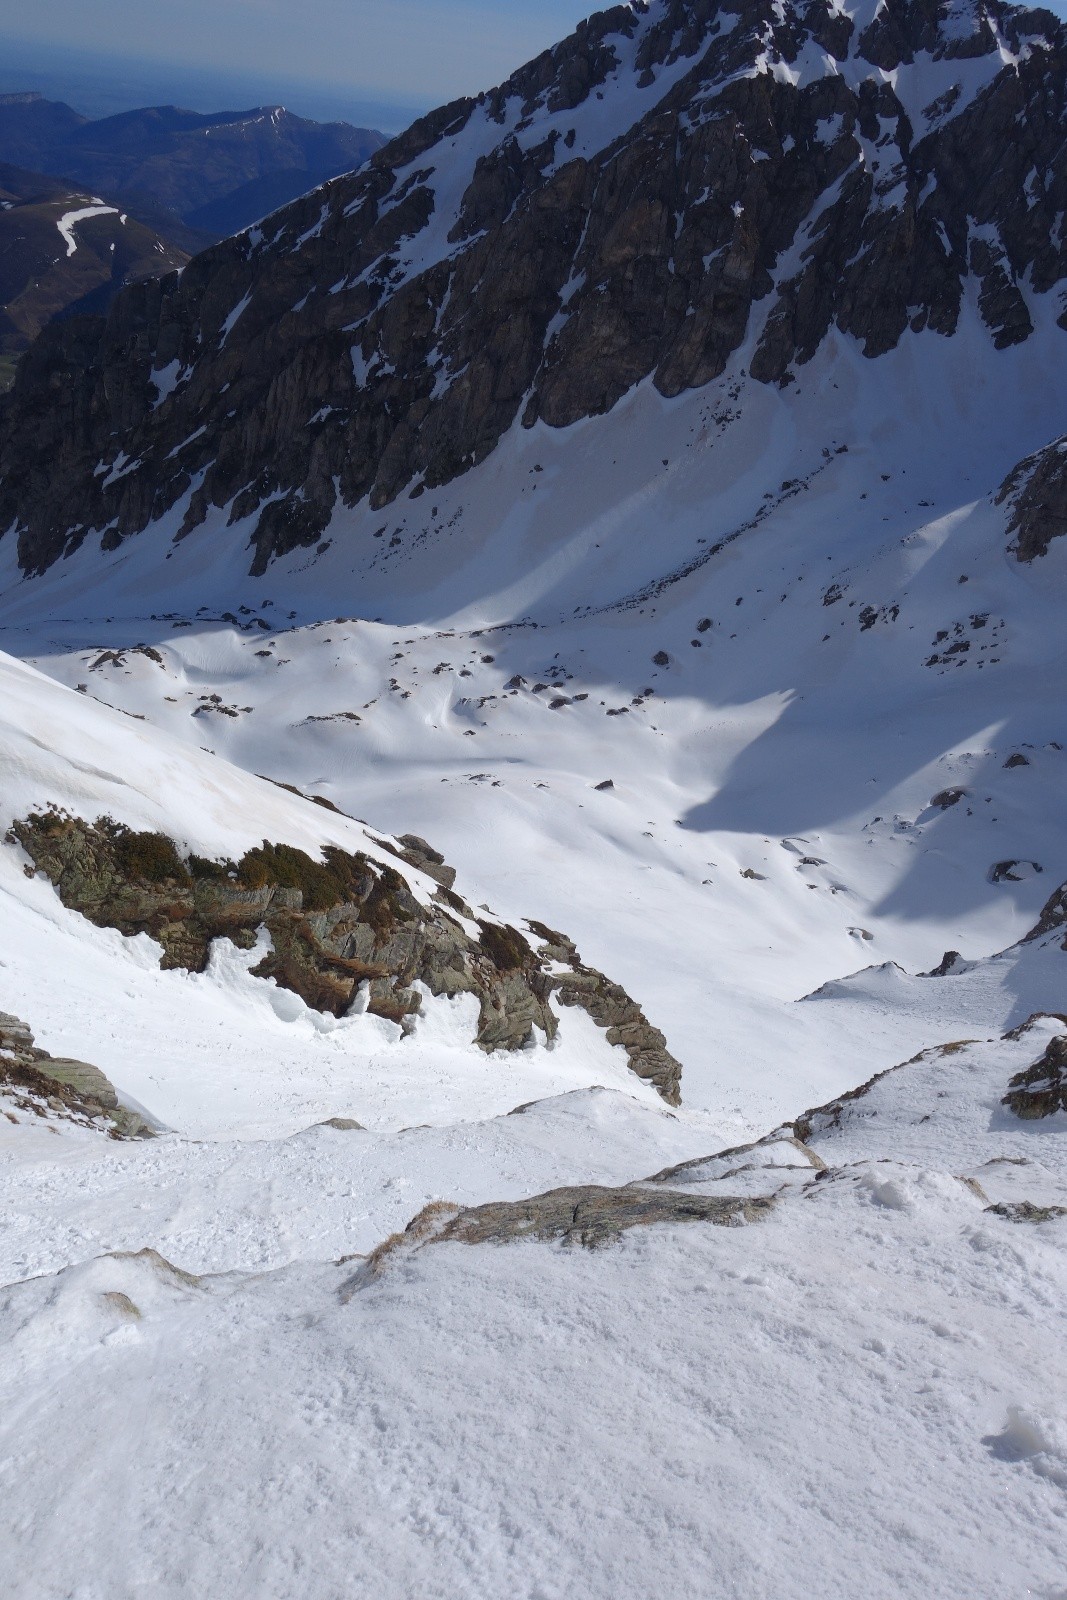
top-left (0, 93), bottom-right (386, 236)
top-left (0, 92), bottom-right (386, 385)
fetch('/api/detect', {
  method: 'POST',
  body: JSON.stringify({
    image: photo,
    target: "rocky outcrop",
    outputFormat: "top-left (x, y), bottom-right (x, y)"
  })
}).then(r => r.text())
top-left (527, 921), bottom-right (682, 1103)
top-left (984, 1199), bottom-right (1067, 1222)
top-left (1022, 877), bottom-right (1067, 946)
top-left (1, 0), bottom-right (1065, 577)
top-left (348, 1185), bottom-right (773, 1280)
top-left (996, 435), bottom-right (1067, 560)
top-left (9, 809), bottom-right (557, 1049)
top-left (9, 810), bottom-right (682, 1099)
top-left (1002, 1034), bottom-right (1067, 1118)
top-left (989, 858), bottom-right (1043, 883)
top-left (930, 787), bottom-right (966, 809)
top-left (418, 1185), bottom-right (771, 1248)
top-left (344, 1018), bottom-right (1067, 1287)
top-left (382, 833), bottom-right (457, 891)
top-left (0, 1009), bottom-right (152, 1136)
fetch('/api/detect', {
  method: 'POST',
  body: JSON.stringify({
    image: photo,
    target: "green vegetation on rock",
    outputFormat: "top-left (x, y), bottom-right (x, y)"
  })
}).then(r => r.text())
top-left (7, 809), bottom-right (682, 1099)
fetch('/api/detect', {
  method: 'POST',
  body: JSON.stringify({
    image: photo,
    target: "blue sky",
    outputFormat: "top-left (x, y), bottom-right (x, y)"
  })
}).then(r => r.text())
top-left (0, 0), bottom-right (597, 114)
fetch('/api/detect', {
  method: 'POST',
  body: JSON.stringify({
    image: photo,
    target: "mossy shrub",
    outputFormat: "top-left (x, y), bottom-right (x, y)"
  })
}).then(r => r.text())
top-left (478, 920), bottom-right (532, 972)
top-left (361, 863), bottom-right (418, 935)
top-left (20, 806), bottom-right (68, 837)
top-left (236, 841), bottom-right (351, 910)
top-left (322, 846), bottom-right (374, 901)
top-left (188, 853), bottom-right (238, 881)
top-left (106, 822), bottom-right (190, 885)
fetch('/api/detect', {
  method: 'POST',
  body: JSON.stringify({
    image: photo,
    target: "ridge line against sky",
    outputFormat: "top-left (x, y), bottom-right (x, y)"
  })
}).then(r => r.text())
top-left (5, 0), bottom-right (1067, 132)
top-left (0, 0), bottom-right (599, 128)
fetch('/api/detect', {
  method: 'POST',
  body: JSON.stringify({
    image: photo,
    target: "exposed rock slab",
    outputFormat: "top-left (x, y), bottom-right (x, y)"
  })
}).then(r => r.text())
top-left (1002, 1034), bottom-right (1067, 1119)
top-left (527, 920), bottom-right (682, 1103)
top-left (430, 1184), bottom-right (773, 1248)
top-left (996, 435), bottom-right (1067, 561)
top-left (1022, 876), bottom-right (1067, 947)
top-left (0, 1009), bottom-right (151, 1137)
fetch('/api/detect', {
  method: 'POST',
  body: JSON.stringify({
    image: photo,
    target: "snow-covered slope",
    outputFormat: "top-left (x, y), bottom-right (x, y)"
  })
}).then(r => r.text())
top-left (3, 301), bottom-right (1065, 1131)
top-left (1, 1), bottom-right (1066, 1591)
top-left (1, 1015), bottom-right (1063, 1599)
top-left (0, 650), bottom-right (684, 1138)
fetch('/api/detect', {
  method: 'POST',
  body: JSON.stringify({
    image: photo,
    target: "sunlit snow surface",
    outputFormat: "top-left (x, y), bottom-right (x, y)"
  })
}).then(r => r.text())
top-left (2, 26), bottom-right (1067, 1581)
top-left (1, 1022), bottom-right (1065, 1599)
top-left (54, 203), bottom-right (119, 257)
top-left (3, 305), bottom-right (1066, 1129)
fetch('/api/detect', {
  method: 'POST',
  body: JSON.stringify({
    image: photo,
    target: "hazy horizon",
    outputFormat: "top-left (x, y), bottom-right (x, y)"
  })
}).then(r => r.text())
top-left (0, 0), bottom-right (597, 131)
top-left (5, 0), bottom-right (1067, 137)
top-left (0, 33), bottom-right (428, 133)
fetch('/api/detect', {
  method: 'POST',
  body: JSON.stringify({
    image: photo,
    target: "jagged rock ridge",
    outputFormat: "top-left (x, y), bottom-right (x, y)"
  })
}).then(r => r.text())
top-left (2, 0), bottom-right (1066, 575)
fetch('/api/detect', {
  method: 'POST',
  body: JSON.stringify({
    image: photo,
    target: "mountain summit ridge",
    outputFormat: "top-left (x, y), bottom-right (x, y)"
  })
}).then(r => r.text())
top-left (1, 0), bottom-right (1066, 577)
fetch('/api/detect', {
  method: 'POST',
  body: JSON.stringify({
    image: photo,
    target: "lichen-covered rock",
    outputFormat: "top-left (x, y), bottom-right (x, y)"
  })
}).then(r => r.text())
top-left (984, 1200), bottom-right (1067, 1223)
top-left (526, 920), bottom-right (682, 1103)
top-left (361, 1184), bottom-right (773, 1264)
top-left (384, 832), bottom-right (457, 891)
top-left (9, 809), bottom-right (556, 1052)
top-left (0, 1009), bottom-right (151, 1137)
top-left (8, 811), bottom-right (681, 1098)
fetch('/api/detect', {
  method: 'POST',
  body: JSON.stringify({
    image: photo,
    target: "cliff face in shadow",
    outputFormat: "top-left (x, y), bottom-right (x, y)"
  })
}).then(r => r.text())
top-left (2, 0), bottom-right (1065, 578)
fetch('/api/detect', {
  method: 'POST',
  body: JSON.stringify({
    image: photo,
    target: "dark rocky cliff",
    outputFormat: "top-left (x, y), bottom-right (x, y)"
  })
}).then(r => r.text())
top-left (2, 0), bottom-right (1066, 577)
top-left (996, 433), bottom-right (1067, 558)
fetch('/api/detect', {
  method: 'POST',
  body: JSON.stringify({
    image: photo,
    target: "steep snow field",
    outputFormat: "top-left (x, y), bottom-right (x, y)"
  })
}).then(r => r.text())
top-left (0, 652), bottom-right (682, 1139)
